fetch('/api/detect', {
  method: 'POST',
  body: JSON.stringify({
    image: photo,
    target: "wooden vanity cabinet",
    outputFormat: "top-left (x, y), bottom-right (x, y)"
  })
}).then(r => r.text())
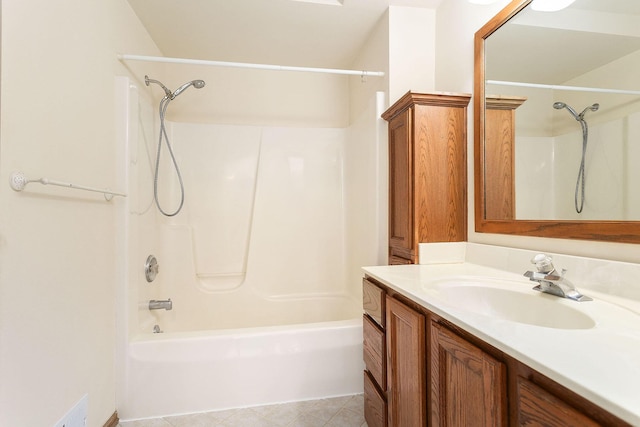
top-left (362, 275), bottom-right (631, 427)
top-left (382, 91), bottom-right (471, 265)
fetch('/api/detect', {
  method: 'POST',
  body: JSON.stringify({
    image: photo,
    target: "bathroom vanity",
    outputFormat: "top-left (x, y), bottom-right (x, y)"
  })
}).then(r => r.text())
top-left (362, 253), bottom-right (640, 426)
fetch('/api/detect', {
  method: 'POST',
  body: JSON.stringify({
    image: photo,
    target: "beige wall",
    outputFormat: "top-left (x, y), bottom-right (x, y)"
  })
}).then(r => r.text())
top-left (388, 6), bottom-right (436, 101)
top-left (435, 0), bottom-right (640, 263)
top-left (0, 1), bottom-right (161, 426)
top-left (159, 64), bottom-right (350, 128)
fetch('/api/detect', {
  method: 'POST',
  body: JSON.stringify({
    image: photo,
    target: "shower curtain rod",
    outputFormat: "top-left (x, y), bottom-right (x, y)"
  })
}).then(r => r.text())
top-left (487, 79), bottom-right (640, 96)
top-left (118, 54), bottom-right (385, 77)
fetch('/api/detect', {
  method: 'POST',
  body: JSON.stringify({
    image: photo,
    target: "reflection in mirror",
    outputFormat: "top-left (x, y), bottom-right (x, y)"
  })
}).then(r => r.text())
top-left (475, 0), bottom-right (640, 242)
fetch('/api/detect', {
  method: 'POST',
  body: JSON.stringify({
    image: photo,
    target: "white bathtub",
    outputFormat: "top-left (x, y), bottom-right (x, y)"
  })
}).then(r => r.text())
top-left (119, 317), bottom-right (364, 420)
top-left (116, 78), bottom-right (378, 421)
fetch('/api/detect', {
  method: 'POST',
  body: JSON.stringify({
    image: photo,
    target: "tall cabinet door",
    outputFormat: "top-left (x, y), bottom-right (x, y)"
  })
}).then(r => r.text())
top-left (388, 111), bottom-right (413, 261)
top-left (484, 96), bottom-right (526, 220)
top-left (386, 296), bottom-right (426, 427)
top-left (430, 321), bottom-right (508, 427)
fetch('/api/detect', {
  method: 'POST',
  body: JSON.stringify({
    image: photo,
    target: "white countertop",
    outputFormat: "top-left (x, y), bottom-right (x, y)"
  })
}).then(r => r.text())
top-left (363, 263), bottom-right (640, 426)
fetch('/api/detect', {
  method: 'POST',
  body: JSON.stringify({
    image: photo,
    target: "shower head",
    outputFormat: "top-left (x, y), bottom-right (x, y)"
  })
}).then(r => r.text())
top-left (172, 79), bottom-right (206, 98)
top-left (578, 103), bottom-right (599, 119)
top-left (145, 75), bottom-right (172, 98)
top-left (553, 101), bottom-right (599, 121)
top-left (553, 101), bottom-right (580, 120)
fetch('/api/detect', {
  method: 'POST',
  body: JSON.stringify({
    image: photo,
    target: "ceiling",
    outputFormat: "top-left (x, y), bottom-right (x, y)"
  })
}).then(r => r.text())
top-left (487, 0), bottom-right (640, 85)
top-left (127, 0), bottom-right (443, 69)
top-left (570, 0), bottom-right (640, 15)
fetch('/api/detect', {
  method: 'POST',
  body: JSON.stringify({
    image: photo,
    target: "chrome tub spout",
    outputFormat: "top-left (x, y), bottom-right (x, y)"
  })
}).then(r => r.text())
top-left (149, 299), bottom-right (172, 310)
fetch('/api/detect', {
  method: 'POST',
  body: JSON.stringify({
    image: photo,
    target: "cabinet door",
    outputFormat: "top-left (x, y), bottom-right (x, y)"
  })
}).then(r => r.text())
top-left (414, 104), bottom-right (467, 243)
top-left (430, 321), bottom-right (507, 426)
top-left (388, 110), bottom-right (414, 261)
top-left (484, 107), bottom-right (516, 220)
top-left (386, 296), bottom-right (426, 426)
top-left (517, 377), bottom-right (600, 427)
top-left (484, 96), bottom-right (526, 221)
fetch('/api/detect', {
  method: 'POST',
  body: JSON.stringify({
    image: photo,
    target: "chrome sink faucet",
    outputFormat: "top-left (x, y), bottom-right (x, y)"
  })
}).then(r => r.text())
top-left (524, 254), bottom-right (592, 302)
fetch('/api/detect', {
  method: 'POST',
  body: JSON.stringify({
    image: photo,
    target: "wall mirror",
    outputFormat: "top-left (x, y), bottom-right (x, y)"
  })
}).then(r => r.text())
top-left (475, 0), bottom-right (640, 243)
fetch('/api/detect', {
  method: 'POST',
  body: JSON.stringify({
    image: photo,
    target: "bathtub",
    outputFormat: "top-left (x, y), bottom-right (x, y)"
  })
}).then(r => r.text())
top-left (116, 78), bottom-right (380, 420)
top-left (119, 316), bottom-right (364, 420)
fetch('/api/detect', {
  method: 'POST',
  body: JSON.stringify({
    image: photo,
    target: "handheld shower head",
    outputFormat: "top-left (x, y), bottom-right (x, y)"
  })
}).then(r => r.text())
top-left (172, 79), bottom-right (206, 98)
top-left (579, 103), bottom-right (599, 119)
top-left (553, 101), bottom-right (580, 120)
top-left (145, 75), bottom-right (172, 98)
top-left (554, 101), bottom-right (600, 121)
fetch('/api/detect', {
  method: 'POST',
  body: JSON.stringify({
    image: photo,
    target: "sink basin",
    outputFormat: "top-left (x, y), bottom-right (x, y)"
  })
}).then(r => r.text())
top-left (425, 279), bottom-right (596, 330)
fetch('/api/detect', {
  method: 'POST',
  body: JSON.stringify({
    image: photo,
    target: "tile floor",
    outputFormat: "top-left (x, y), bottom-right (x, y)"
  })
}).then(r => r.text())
top-left (118, 394), bottom-right (367, 427)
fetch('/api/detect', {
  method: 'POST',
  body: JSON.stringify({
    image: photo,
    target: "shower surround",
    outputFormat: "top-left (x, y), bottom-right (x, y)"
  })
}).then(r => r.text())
top-left (115, 77), bottom-right (384, 419)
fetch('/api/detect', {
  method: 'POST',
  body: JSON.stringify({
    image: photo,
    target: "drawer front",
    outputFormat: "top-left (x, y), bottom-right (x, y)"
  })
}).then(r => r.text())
top-left (363, 314), bottom-right (385, 389)
top-left (364, 370), bottom-right (387, 427)
top-left (363, 277), bottom-right (385, 327)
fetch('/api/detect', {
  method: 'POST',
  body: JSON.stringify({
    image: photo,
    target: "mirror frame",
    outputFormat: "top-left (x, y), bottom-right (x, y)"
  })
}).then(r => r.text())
top-left (474, 0), bottom-right (640, 244)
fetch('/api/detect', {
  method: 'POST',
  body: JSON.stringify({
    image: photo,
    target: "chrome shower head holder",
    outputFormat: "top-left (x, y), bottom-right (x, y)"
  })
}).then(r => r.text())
top-left (145, 75), bottom-right (206, 100)
top-left (145, 75), bottom-right (172, 98)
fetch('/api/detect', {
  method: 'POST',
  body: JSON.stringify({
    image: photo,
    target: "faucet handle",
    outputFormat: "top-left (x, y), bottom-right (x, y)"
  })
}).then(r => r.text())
top-left (531, 253), bottom-right (555, 273)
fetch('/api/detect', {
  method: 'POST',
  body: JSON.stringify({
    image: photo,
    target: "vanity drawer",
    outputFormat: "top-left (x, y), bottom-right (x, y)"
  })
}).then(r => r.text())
top-left (364, 370), bottom-right (387, 427)
top-left (363, 314), bottom-right (386, 389)
top-left (363, 277), bottom-right (385, 327)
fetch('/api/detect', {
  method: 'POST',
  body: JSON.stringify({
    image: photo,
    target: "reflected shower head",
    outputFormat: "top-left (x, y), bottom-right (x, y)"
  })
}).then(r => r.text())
top-left (172, 79), bottom-right (206, 98)
top-left (145, 75), bottom-right (172, 98)
top-left (553, 101), bottom-right (580, 120)
top-left (145, 76), bottom-right (206, 100)
top-left (553, 101), bottom-right (600, 121)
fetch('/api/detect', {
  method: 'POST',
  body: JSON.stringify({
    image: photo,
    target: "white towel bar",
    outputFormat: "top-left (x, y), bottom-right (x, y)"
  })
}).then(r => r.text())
top-left (9, 171), bottom-right (127, 201)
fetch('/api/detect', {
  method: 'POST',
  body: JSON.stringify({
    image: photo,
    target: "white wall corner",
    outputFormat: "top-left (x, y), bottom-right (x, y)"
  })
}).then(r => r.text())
top-left (388, 5), bottom-right (436, 101)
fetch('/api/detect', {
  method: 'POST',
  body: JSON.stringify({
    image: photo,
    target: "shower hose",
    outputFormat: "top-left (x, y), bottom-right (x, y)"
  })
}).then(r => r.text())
top-left (575, 120), bottom-right (588, 214)
top-left (153, 95), bottom-right (185, 217)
